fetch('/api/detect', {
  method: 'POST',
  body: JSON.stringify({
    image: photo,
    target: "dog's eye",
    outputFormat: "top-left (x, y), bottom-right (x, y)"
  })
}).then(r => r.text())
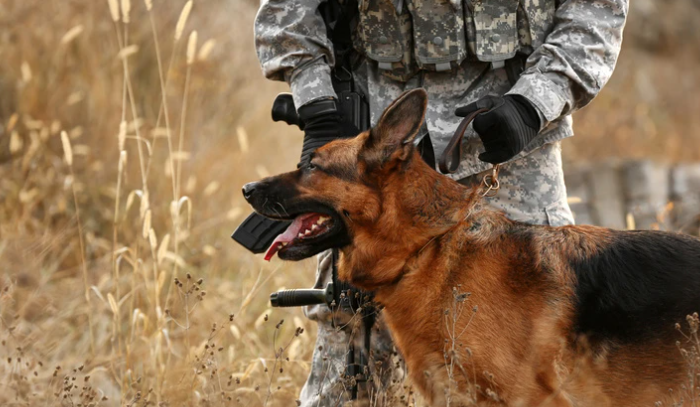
top-left (308, 161), bottom-right (324, 172)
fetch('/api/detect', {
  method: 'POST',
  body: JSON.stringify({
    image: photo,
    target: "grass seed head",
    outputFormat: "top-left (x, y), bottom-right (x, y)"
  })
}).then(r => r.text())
top-left (61, 25), bottom-right (84, 45)
top-left (120, 0), bottom-right (131, 23)
top-left (142, 209), bottom-right (152, 238)
top-left (9, 131), bottom-right (23, 153)
top-left (175, 0), bottom-right (193, 41)
top-left (118, 150), bottom-right (127, 173)
top-left (60, 131), bottom-right (73, 166)
top-left (118, 120), bottom-right (126, 151)
top-left (187, 31), bottom-right (198, 65)
top-left (107, 0), bottom-right (120, 21)
top-left (198, 38), bottom-right (216, 61)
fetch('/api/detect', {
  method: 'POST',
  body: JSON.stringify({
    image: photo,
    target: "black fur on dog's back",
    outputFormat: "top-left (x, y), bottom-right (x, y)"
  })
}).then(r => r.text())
top-left (571, 230), bottom-right (700, 343)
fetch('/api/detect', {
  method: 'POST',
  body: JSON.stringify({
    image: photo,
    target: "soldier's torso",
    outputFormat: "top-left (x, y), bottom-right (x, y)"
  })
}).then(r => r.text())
top-left (354, 0), bottom-right (557, 81)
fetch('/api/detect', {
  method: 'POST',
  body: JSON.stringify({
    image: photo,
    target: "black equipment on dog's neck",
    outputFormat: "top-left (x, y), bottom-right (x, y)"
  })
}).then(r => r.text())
top-left (268, 250), bottom-right (375, 398)
top-left (269, 283), bottom-right (335, 308)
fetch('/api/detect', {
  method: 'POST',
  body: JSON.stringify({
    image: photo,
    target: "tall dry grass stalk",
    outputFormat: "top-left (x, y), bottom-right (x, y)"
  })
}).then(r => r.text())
top-left (62, 128), bottom-right (97, 356)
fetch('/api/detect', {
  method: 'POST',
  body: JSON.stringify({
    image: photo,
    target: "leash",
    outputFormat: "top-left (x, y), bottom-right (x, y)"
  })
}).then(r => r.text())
top-left (438, 107), bottom-right (501, 197)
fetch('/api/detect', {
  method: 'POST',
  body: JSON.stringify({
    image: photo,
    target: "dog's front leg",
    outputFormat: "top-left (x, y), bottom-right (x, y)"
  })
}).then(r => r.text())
top-left (517, 365), bottom-right (574, 407)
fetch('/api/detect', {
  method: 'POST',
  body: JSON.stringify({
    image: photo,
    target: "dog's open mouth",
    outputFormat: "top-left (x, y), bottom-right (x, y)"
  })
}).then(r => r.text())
top-left (265, 213), bottom-right (335, 261)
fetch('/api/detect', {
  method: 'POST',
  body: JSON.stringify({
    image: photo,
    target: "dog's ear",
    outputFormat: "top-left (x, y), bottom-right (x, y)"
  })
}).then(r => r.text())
top-left (366, 88), bottom-right (428, 163)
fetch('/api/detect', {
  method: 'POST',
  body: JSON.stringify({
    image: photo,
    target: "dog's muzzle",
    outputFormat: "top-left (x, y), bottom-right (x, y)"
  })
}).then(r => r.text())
top-left (242, 181), bottom-right (259, 203)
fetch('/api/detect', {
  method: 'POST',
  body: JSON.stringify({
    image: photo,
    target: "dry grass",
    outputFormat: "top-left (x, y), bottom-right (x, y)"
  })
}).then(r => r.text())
top-left (0, 1), bottom-right (314, 405)
top-left (0, 0), bottom-right (699, 406)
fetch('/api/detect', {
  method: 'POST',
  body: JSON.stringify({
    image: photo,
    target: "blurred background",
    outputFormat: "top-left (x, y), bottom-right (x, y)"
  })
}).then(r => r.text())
top-left (1, 0), bottom-right (699, 405)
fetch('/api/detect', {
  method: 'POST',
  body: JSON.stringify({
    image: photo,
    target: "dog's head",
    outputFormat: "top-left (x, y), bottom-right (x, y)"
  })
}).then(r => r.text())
top-left (243, 89), bottom-right (463, 273)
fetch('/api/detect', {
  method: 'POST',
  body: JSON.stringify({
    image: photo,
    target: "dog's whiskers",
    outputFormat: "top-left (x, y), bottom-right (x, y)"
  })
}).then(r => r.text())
top-left (275, 202), bottom-right (290, 217)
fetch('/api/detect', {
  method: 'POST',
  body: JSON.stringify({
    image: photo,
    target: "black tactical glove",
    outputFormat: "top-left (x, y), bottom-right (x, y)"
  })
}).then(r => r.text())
top-left (298, 99), bottom-right (361, 165)
top-left (455, 94), bottom-right (541, 164)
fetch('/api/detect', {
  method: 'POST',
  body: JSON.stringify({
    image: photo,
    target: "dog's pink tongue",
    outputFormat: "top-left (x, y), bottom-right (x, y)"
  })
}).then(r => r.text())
top-left (263, 214), bottom-right (315, 261)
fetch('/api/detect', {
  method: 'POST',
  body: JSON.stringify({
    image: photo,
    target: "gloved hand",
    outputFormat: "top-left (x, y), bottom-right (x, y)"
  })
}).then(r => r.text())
top-left (455, 94), bottom-right (541, 164)
top-left (298, 99), bottom-right (361, 165)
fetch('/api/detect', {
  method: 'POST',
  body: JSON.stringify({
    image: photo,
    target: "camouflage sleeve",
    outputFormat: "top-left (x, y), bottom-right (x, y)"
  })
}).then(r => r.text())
top-left (507, 0), bottom-right (628, 123)
top-left (254, 0), bottom-right (338, 108)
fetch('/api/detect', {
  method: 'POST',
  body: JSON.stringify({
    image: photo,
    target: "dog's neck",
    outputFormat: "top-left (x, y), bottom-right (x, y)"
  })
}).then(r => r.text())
top-left (338, 154), bottom-right (478, 291)
top-left (389, 157), bottom-right (477, 232)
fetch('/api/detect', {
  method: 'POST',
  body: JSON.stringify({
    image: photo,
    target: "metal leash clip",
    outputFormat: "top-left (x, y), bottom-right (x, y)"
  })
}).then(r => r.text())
top-left (481, 164), bottom-right (501, 197)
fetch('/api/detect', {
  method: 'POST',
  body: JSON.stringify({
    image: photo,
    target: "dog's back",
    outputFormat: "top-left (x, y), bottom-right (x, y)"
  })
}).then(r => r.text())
top-left (384, 210), bottom-right (700, 406)
top-left (565, 227), bottom-right (700, 405)
top-left (569, 228), bottom-right (700, 343)
top-left (443, 214), bottom-right (700, 405)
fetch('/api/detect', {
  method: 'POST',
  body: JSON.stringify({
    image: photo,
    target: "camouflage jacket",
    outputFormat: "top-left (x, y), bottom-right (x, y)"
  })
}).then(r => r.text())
top-left (254, 0), bottom-right (628, 179)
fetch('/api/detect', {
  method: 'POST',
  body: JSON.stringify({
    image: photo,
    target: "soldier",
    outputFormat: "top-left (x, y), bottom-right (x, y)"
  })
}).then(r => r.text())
top-left (255, 0), bottom-right (628, 404)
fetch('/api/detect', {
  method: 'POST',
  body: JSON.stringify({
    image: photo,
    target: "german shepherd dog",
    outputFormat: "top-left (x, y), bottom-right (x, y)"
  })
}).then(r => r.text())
top-left (243, 89), bottom-right (700, 406)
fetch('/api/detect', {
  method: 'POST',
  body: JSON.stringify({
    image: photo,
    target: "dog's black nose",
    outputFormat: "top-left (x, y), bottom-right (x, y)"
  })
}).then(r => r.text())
top-left (242, 182), bottom-right (258, 201)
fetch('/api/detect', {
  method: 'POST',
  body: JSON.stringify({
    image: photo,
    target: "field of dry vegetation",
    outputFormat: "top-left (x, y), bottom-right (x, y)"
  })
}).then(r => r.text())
top-left (1, 0), bottom-right (699, 406)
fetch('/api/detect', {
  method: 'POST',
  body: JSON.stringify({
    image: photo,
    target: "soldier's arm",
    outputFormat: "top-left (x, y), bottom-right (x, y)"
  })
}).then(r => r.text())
top-left (506, 0), bottom-right (629, 125)
top-left (254, 0), bottom-right (337, 109)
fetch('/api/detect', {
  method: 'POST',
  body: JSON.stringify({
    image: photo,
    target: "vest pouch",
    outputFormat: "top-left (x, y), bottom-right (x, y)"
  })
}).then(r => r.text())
top-left (357, 0), bottom-right (418, 82)
top-left (472, 0), bottom-right (521, 63)
top-left (409, 0), bottom-right (468, 71)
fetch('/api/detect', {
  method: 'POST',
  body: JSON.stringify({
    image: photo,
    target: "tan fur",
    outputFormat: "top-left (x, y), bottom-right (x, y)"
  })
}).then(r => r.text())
top-left (252, 90), bottom-right (688, 406)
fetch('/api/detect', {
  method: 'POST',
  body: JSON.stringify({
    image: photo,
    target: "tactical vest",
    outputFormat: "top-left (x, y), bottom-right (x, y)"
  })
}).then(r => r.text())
top-left (355, 0), bottom-right (556, 82)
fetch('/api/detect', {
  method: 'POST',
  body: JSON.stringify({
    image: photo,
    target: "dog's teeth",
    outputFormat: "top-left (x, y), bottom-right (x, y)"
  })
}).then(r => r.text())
top-left (298, 233), bottom-right (304, 238)
top-left (317, 219), bottom-right (324, 225)
top-left (312, 224), bottom-right (319, 230)
top-left (318, 216), bottom-right (329, 224)
top-left (304, 230), bottom-right (311, 235)
top-left (281, 242), bottom-right (287, 246)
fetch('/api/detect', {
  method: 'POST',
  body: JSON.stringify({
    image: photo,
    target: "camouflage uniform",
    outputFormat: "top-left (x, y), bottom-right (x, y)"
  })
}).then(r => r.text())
top-left (254, 0), bottom-right (628, 404)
